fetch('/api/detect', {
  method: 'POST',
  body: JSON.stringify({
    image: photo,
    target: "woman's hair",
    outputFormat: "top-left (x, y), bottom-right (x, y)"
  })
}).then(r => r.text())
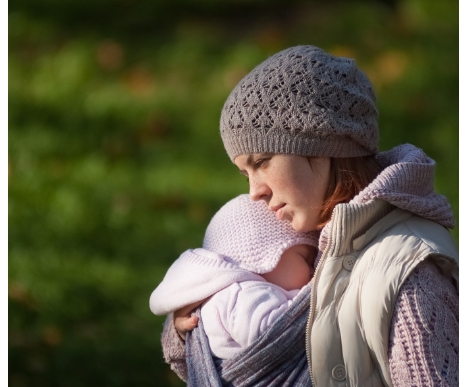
top-left (317, 156), bottom-right (383, 229)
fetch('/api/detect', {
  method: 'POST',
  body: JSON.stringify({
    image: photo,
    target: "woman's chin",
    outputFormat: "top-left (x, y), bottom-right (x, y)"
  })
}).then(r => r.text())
top-left (290, 222), bottom-right (309, 233)
top-left (291, 217), bottom-right (317, 233)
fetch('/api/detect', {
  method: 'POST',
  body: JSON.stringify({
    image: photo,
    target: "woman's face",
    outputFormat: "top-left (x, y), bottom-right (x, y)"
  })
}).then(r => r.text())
top-left (234, 153), bottom-right (331, 232)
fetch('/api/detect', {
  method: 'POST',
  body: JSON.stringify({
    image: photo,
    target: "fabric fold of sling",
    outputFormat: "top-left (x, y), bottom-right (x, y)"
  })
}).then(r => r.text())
top-left (186, 285), bottom-right (313, 387)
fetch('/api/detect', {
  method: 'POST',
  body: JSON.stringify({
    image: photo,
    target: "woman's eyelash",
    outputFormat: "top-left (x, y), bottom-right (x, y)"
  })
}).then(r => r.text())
top-left (253, 158), bottom-right (269, 168)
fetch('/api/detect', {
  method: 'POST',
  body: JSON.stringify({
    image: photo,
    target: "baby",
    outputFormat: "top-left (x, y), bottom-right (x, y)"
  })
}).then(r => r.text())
top-left (150, 194), bottom-right (317, 359)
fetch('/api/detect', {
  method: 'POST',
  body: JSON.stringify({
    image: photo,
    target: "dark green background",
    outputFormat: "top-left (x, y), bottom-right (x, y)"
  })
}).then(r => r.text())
top-left (9, 0), bottom-right (458, 385)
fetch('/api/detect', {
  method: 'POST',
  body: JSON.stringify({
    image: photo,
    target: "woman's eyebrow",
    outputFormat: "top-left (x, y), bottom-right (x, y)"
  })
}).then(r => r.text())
top-left (245, 154), bottom-right (255, 166)
top-left (246, 153), bottom-right (273, 165)
top-left (238, 153), bottom-right (273, 175)
top-left (237, 155), bottom-right (255, 176)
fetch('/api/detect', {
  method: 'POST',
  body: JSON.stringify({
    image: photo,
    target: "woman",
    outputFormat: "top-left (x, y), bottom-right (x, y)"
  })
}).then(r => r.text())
top-left (160, 45), bottom-right (458, 386)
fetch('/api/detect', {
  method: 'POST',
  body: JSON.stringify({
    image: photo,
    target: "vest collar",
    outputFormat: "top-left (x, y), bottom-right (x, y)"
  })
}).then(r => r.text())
top-left (326, 199), bottom-right (397, 258)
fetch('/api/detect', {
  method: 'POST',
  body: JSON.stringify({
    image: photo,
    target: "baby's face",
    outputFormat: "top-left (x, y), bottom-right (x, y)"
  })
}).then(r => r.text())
top-left (261, 244), bottom-right (315, 291)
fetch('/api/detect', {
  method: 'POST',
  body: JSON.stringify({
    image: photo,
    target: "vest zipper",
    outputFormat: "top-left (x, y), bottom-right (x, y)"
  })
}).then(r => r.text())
top-left (305, 208), bottom-right (337, 386)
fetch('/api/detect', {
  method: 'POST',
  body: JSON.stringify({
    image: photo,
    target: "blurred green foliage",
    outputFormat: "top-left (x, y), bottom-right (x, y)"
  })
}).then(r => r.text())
top-left (9, 0), bottom-right (458, 385)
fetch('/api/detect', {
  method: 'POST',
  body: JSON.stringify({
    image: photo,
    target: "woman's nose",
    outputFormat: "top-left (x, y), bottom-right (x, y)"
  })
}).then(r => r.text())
top-left (249, 176), bottom-right (270, 202)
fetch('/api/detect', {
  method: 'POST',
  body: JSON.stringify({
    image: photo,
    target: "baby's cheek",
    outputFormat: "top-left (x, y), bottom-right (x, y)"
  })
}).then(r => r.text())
top-left (296, 261), bottom-right (312, 287)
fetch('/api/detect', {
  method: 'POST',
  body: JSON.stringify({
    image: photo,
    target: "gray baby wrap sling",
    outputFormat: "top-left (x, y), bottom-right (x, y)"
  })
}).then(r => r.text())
top-left (186, 285), bottom-right (312, 387)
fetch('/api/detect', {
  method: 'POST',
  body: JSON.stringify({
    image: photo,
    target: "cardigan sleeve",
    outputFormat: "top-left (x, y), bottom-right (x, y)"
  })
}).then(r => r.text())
top-left (161, 312), bottom-right (188, 382)
top-left (388, 259), bottom-right (459, 387)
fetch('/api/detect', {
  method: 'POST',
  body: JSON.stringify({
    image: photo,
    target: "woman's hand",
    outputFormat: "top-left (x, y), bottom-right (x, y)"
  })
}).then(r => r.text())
top-left (174, 299), bottom-right (206, 340)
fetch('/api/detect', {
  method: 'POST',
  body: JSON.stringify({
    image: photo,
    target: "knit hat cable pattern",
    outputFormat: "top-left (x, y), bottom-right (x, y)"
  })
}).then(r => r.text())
top-left (203, 194), bottom-right (317, 274)
top-left (220, 45), bottom-right (379, 161)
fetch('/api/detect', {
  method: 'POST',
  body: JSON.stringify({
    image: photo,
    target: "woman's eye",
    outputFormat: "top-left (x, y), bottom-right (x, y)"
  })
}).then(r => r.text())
top-left (253, 158), bottom-right (269, 169)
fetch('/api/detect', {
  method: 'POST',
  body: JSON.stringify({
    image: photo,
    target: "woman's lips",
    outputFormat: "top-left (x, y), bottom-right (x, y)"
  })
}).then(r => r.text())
top-left (271, 204), bottom-right (286, 220)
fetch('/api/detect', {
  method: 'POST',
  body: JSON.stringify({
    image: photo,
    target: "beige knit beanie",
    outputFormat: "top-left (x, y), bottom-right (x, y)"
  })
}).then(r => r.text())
top-left (220, 45), bottom-right (379, 161)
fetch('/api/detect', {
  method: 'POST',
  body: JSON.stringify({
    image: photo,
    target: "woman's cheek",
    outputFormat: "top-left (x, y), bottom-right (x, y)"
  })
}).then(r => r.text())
top-left (292, 209), bottom-right (320, 232)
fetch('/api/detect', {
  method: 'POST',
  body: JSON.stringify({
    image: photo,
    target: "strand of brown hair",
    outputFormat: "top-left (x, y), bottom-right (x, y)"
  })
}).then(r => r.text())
top-left (316, 156), bottom-right (383, 230)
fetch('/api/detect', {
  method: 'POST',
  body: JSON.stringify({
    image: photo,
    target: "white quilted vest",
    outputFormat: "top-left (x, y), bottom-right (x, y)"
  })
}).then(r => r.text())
top-left (306, 200), bottom-right (458, 387)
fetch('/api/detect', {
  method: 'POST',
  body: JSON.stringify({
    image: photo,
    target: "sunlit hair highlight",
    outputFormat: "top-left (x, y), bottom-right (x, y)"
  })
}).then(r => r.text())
top-left (316, 156), bottom-right (383, 229)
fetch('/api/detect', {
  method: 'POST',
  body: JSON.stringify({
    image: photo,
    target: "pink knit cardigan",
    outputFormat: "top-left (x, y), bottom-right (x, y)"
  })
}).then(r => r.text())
top-left (159, 144), bottom-right (459, 386)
